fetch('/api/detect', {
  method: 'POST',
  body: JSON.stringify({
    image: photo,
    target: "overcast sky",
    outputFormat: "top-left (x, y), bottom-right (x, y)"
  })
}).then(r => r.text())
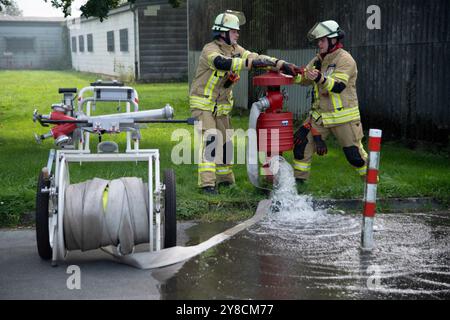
top-left (14, 0), bottom-right (85, 17)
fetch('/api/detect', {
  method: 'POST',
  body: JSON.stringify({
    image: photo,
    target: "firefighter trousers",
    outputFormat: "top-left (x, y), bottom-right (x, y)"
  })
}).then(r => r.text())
top-left (293, 120), bottom-right (368, 180)
top-left (191, 109), bottom-right (235, 188)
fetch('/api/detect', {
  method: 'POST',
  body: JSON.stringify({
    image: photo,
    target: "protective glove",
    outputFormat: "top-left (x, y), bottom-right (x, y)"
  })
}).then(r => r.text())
top-left (294, 65), bottom-right (306, 76)
top-left (281, 63), bottom-right (298, 76)
top-left (281, 64), bottom-right (307, 77)
top-left (224, 72), bottom-right (241, 88)
top-left (250, 58), bottom-right (277, 69)
top-left (294, 123), bottom-right (311, 145)
top-left (313, 135), bottom-right (328, 156)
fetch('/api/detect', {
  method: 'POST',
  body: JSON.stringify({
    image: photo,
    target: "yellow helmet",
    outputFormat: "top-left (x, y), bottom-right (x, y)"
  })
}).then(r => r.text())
top-left (307, 20), bottom-right (344, 42)
top-left (212, 10), bottom-right (246, 32)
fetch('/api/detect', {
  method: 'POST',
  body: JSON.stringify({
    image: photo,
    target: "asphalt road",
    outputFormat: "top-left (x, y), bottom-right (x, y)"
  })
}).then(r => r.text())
top-left (2, 210), bottom-right (449, 300)
top-left (0, 226), bottom-right (193, 300)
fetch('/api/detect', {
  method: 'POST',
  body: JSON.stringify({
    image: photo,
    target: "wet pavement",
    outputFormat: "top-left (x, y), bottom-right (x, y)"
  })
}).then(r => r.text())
top-left (160, 210), bottom-right (450, 300)
top-left (160, 158), bottom-right (450, 300)
top-left (0, 209), bottom-right (449, 300)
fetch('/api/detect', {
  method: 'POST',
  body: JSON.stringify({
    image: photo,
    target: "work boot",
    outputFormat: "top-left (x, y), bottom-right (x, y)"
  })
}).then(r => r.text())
top-left (202, 186), bottom-right (218, 195)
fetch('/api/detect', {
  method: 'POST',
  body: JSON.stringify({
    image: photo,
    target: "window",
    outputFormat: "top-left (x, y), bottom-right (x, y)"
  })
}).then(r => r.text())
top-left (119, 28), bottom-right (128, 52)
top-left (107, 31), bottom-right (114, 52)
top-left (6, 37), bottom-right (35, 52)
top-left (71, 36), bottom-right (77, 52)
top-left (79, 35), bottom-right (84, 52)
top-left (87, 34), bottom-right (93, 52)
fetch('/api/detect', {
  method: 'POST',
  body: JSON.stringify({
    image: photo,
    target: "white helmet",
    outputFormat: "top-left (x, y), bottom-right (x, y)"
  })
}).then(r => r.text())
top-left (212, 10), bottom-right (246, 32)
top-left (307, 20), bottom-right (344, 42)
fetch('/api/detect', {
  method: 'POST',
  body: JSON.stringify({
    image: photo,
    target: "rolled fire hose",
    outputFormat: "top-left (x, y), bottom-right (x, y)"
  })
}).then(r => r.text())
top-left (63, 177), bottom-right (271, 269)
top-left (64, 177), bottom-right (149, 255)
top-left (62, 178), bottom-right (271, 269)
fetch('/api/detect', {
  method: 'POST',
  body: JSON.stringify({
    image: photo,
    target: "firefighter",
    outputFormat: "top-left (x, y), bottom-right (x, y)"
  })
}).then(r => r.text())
top-left (191, 10), bottom-right (293, 194)
top-left (292, 20), bottom-right (368, 182)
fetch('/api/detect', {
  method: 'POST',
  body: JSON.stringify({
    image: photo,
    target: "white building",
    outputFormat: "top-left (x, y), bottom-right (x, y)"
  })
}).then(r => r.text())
top-left (68, 5), bottom-right (137, 81)
top-left (67, 0), bottom-right (187, 82)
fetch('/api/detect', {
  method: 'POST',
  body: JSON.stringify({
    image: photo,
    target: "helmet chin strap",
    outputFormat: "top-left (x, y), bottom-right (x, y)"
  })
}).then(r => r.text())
top-left (320, 38), bottom-right (341, 58)
top-left (220, 31), bottom-right (232, 45)
top-left (327, 38), bottom-right (336, 53)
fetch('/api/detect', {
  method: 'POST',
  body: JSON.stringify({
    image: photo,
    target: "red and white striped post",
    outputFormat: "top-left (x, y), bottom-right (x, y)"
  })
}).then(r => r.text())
top-left (361, 129), bottom-right (382, 251)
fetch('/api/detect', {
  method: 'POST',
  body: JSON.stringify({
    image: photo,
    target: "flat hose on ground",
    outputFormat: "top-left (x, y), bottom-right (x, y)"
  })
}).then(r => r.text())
top-left (64, 177), bottom-right (149, 255)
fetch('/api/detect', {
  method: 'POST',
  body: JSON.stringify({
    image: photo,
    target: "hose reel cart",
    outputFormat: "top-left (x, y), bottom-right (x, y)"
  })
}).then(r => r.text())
top-left (33, 81), bottom-right (190, 266)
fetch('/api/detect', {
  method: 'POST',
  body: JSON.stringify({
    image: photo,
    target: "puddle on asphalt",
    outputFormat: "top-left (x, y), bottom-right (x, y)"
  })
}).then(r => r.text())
top-left (159, 158), bottom-right (450, 299)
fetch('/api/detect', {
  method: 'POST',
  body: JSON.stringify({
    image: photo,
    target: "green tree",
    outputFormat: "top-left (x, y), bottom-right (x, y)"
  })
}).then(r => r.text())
top-left (0, 0), bottom-right (22, 15)
top-left (0, 0), bottom-right (11, 12)
top-left (43, 0), bottom-right (134, 21)
top-left (42, 0), bottom-right (185, 21)
top-left (168, 0), bottom-right (183, 7)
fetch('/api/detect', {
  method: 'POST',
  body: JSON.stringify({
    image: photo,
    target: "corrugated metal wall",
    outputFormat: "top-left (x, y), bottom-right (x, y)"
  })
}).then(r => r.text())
top-left (188, 0), bottom-right (450, 143)
top-left (137, 0), bottom-right (188, 81)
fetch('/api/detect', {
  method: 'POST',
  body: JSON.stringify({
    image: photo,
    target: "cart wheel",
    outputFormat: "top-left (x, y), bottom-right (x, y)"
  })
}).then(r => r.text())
top-left (36, 171), bottom-right (52, 260)
top-left (163, 169), bottom-right (177, 248)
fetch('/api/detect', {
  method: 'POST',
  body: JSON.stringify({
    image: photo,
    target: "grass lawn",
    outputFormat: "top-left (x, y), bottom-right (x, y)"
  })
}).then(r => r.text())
top-left (0, 70), bottom-right (449, 226)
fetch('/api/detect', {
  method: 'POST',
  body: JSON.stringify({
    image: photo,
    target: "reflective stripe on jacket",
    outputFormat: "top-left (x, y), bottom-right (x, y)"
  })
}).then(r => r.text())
top-left (190, 40), bottom-right (276, 116)
top-left (294, 48), bottom-right (360, 127)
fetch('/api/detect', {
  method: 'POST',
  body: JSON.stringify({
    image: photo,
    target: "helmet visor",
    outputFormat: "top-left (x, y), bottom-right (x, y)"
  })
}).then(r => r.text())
top-left (225, 10), bottom-right (246, 26)
top-left (307, 22), bottom-right (335, 42)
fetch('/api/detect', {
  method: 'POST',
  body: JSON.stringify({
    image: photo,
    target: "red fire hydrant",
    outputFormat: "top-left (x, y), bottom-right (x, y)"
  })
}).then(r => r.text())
top-left (253, 71), bottom-right (294, 180)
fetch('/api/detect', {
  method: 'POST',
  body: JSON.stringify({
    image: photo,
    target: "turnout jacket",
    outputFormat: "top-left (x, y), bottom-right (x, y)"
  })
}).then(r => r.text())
top-left (190, 40), bottom-right (279, 116)
top-left (295, 48), bottom-right (360, 127)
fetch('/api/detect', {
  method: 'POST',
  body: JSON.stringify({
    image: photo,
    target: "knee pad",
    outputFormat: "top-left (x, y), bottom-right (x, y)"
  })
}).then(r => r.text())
top-left (343, 146), bottom-right (365, 167)
top-left (294, 140), bottom-right (308, 160)
top-left (204, 135), bottom-right (217, 162)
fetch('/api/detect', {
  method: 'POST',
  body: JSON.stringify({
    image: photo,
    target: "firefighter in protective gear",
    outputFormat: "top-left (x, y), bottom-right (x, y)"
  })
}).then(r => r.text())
top-left (191, 10), bottom-right (289, 194)
top-left (292, 20), bottom-right (368, 182)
